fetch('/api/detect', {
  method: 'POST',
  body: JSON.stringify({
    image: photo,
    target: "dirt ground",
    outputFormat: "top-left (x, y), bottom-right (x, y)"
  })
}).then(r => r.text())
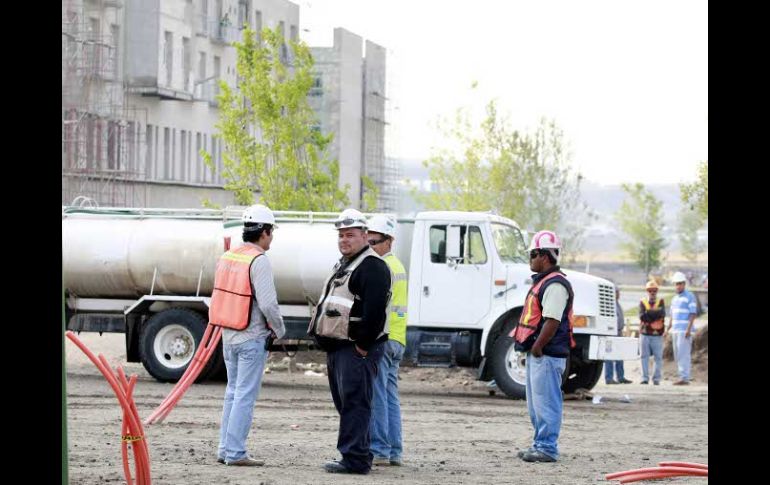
top-left (65, 333), bottom-right (708, 484)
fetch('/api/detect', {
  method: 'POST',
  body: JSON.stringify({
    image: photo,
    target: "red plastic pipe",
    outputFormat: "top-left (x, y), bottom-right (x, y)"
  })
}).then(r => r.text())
top-left (619, 471), bottom-right (707, 484)
top-left (152, 326), bottom-right (222, 423)
top-left (146, 325), bottom-right (220, 423)
top-left (658, 461), bottom-right (708, 470)
top-left (607, 466), bottom-right (708, 479)
top-left (66, 331), bottom-right (153, 484)
top-left (144, 326), bottom-right (213, 423)
top-left (145, 324), bottom-right (222, 424)
top-left (97, 354), bottom-right (151, 484)
top-left (114, 365), bottom-right (149, 485)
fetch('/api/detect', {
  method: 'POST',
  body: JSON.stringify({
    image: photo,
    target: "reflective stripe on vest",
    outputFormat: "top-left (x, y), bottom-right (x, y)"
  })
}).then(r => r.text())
top-left (511, 272), bottom-right (575, 350)
top-left (310, 247), bottom-right (391, 341)
top-left (384, 253), bottom-right (408, 346)
top-left (640, 297), bottom-right (665, 331)
top-left (209, 244), bottom-right (264, 330)
top-left (640, 298), bottom-right (663, 310)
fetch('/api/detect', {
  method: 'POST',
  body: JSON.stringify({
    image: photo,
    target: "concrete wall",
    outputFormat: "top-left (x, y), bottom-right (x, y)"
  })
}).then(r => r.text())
top-left (141, 180), bottom-right (236, 207)
top-left (126, 93), bottom-right (223, 185)
top-left (125, 0), bottom-right (159, 85)
top-left (255, 0), bottom-right (300, 33)
top-left (119, 0), bottom-right (302, 206)
top-left (308, 46), bottom-right (341, 180)
top-left (335, 28), bottom-right (364, 207)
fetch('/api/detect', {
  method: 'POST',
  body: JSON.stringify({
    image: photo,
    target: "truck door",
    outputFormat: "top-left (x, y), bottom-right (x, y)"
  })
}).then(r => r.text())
top-left (419, 223), bottom-right (492, 326)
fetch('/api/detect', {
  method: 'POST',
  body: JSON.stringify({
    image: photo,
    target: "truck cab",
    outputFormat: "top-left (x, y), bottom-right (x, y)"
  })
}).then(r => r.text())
top-left (398, 211), bottom-right (639, 398)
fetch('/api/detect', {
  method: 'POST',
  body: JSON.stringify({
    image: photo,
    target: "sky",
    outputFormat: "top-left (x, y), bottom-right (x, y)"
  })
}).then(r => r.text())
top-left (299, 0), bottom-right (708, 186)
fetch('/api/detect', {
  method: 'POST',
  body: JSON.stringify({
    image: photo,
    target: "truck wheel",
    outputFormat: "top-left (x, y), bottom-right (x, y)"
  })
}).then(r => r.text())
top-left (490, 324), bottom-right (527, 399)
top-left (139, 308), bottom-right (222, 382)
top-left (562, 357), bottom-right (603, 393)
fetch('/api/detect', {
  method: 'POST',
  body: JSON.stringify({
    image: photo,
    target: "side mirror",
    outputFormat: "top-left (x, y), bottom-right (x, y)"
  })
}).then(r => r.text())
top-left (446, 225), bottom-right (462, 265)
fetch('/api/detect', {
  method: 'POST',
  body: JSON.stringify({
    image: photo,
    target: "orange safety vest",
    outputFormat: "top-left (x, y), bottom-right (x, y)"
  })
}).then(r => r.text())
top-left (640, 298), bottom-right (665, 332)
top-left (511, 271), bottom-right (576, 354)
top-left (209, 244), bottom-right (264, 330)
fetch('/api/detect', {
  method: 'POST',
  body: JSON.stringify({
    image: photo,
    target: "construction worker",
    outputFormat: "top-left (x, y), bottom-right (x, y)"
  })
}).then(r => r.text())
top-left (605, 286), bottom-right (632, 384)
top-left (668, 271), bottom-right (698, 385)
top-left (308, 208), bottom-right (392, 475)
top-left (639, 280), bottom-right (666, 385)
top-left (212, 204), bottom-right (285, 466)
top-left (366, 215), bottom-right (407, 467)
top-left (512, 230), bottom-right (574, 463)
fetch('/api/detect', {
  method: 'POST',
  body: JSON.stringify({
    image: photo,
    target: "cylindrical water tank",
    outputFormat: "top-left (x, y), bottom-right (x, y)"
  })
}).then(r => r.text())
top-left (63, 212), bottom-right (343, 303)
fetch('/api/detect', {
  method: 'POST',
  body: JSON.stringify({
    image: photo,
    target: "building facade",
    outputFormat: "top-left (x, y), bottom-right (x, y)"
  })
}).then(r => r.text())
top-left (62, 0), bottom-right (395, 210)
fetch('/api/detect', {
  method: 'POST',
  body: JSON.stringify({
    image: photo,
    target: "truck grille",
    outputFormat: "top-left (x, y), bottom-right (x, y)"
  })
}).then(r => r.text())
top-left (598, 284), bottom-right (616, 318)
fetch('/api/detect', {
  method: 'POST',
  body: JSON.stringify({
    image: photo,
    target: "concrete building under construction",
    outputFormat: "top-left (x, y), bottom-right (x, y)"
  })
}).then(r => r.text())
top-left (61, 0), bottom-right (398, 210)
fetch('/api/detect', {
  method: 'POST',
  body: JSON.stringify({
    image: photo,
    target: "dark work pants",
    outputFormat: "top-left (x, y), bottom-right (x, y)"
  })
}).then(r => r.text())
top-left (326, 341), bottom-right (385, 473)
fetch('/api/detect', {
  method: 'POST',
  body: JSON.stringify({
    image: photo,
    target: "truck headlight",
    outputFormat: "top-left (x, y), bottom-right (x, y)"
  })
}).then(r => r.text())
top-left (573, 316), bottom-right (595, 328)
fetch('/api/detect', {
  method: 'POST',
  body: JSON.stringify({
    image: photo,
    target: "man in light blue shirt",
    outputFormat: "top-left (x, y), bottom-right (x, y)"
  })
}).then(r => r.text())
top-left (667, 271), bottom-right (698, 385)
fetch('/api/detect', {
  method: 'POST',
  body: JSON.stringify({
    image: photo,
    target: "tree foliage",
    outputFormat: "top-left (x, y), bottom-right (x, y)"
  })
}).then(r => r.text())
top-left (680, 160), bottom-right (707, 220)
top-left (417, 99), bottom-right (593, 261)
top-left (203, 26), bottom-right (359, 210)
top-left (615, 183), bottom-right (667, 273)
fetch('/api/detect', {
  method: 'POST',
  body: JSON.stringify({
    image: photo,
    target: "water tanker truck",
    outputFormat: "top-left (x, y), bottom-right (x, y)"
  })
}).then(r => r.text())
top-left (62, 206), bottom-right (639, 398)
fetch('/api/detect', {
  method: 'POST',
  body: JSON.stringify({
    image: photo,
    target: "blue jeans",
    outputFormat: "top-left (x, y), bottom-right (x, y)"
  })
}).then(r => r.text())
top-left (327, 341), bottom-right (385, 473)
top-left (369, 340), bottom-right (405, 461)
top-left (640, 334), bottom-right (663, 383)
top-left (604, 360), bottom-right (625, 383)
top-left (525, 353), bottom-right (567, 460)
top-left (218, 337), bottom-right (268, 463)
top-left (671, 331), bottom-right (691, 381)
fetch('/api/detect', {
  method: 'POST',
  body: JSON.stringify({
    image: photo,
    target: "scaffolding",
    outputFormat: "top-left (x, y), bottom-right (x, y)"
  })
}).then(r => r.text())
top-left (363, 45), bottom-right (398, 212)
top-left (61, 0), bottom-right (146, 207)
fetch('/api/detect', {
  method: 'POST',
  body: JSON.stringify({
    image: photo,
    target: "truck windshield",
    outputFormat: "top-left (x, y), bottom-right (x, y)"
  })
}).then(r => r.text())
top-left (491, 223), bottom-right (527, 263)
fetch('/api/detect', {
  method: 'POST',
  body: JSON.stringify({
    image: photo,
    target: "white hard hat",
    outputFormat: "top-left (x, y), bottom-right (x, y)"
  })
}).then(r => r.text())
top-left (527, 230), bottom-right (561, 251)
top-left (671, 271), bottom-right (687, 284)
top-left (367, 215), bottom-right (397, 238)
top-left (242, 204), bottom-right (276, 226)
top-left (527, 230), bottom-right (561, 264)
top-left (334, 208), bottom-right (367, 230)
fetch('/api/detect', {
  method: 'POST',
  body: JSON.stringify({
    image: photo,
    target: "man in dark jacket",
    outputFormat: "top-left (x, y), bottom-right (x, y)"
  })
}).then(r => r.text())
top-left (308, 208), bottom-right (392, 475)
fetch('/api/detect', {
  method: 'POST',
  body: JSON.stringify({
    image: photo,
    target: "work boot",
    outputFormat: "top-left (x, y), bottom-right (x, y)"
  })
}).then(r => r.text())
top-left (323, 461), bottom-right (368, 474)
top-left (521, 450), bottom-right (557, 463)
top-left (227, 456), bottom-right (264, 466)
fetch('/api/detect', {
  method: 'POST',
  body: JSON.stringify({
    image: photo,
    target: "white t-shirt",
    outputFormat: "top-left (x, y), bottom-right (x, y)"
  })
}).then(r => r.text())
top-left (541, 283), bottom-right (569, 321)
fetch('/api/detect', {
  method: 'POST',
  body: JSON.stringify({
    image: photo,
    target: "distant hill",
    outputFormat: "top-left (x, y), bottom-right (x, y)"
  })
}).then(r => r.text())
top-left (391, 157), bottom-right (707, 257)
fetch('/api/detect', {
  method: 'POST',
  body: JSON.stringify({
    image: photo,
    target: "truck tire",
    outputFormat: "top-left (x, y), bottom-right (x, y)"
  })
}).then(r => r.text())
top-left (490, 324), bottom-right (527, 399)
top-left (490, 323), bottom-right (593, 399)
top-left (562, 356), bottom-right (603, 393)
top-left (139, 308), bottom-right (223, 382)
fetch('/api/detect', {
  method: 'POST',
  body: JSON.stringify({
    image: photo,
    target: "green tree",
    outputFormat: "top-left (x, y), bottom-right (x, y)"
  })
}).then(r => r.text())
top-left (203, 26), bottom-right (358, 210)
top-left (416, 98), bottom-right (593, 261)
top-left (615, 183), bottom-right (667, 273)
top-left (680, 160), bottom-right (707, 220)
top-left (677, 207), bottom-right (706, 264)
